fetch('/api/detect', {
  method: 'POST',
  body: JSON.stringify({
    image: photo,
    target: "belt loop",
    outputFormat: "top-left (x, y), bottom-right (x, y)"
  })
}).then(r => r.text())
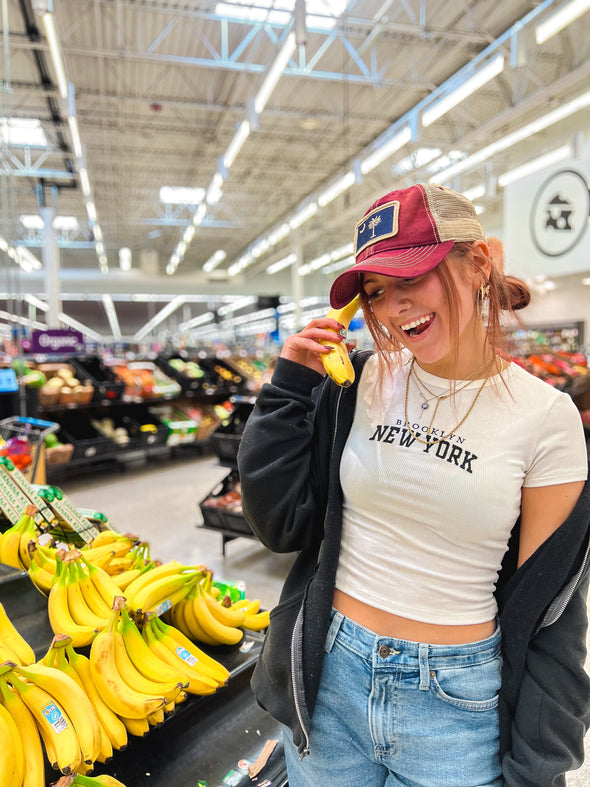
top-left (325, 609), bottom-right (344, 653)
top-left (418, 644), bottom-right (430, 690)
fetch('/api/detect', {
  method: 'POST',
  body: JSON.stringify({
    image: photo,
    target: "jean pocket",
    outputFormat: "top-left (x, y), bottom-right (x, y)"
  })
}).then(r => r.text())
top-left (429, 654), bottom-right (502, 711)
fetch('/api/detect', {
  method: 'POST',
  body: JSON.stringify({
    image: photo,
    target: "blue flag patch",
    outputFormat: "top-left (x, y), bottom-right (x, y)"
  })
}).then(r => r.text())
top-left (355, 200), bottom-right (400, 257)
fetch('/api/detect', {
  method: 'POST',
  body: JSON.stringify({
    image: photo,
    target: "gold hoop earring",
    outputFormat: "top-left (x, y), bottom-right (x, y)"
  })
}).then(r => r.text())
top-left (476, 282), bottom-right (490, 320)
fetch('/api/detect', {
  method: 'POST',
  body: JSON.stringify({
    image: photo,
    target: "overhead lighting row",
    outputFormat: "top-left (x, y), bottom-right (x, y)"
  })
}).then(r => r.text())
top-left (37, 2), bottom-right (109, 273)
top-left (224, 0), bottom-right (590, 279)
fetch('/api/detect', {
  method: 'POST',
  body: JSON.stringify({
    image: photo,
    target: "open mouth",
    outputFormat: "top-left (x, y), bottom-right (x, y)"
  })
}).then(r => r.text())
top-left (399, 312), bottom-right (435, 338)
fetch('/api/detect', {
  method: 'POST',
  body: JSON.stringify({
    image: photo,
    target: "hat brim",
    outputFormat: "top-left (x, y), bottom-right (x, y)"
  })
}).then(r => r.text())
top-left (329, 241), bottom-right (455, 309)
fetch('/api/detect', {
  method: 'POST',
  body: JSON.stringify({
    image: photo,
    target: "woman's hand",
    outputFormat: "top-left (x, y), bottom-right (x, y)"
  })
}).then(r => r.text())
top-left (280, 317), bottom-right (345, 376)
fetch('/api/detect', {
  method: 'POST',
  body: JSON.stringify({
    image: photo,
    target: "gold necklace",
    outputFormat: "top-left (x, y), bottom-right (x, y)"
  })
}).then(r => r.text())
top-left (403, 356), bottom-right (496, 446)
top-left (412, 357), bottom-right (490, 408)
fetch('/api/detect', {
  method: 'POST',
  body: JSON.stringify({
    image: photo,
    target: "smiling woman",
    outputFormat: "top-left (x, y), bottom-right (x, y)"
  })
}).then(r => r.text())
top-left (238, 182), bottom-right (590, 787)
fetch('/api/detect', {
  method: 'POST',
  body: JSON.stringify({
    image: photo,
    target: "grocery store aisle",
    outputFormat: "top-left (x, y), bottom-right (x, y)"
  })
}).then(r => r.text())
top-left (57, 452), bottom-right (590, 785)
top-left (58, 448), bottom-right (295, 611)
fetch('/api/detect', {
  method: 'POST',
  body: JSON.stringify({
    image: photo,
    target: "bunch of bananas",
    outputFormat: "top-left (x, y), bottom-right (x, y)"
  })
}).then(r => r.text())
top-left (165, 573), bottom-right (269, 646)
top-left (87, 596), bottom-right (228, 739)
top-left (0, 650), bottom-right (104, 781)
top-left (0, 602), bottom-right (35, 666)
top-left (123, 560), bottom-right (205, 615)
top-left (47, 551), bottom-right (123, 648)
top-left (0, 504), bottom-right (39, 571)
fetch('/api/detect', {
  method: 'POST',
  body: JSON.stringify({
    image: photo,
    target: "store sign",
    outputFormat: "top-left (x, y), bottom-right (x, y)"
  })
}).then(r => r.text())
top-left (503, 146), bottom-right (590, 280)
top-left (31, 329), bottom-right (85, 354)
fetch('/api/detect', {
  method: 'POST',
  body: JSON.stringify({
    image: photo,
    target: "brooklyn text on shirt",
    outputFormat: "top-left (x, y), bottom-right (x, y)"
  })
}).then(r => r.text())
top-left (369, 422), bottom-right (478, 474)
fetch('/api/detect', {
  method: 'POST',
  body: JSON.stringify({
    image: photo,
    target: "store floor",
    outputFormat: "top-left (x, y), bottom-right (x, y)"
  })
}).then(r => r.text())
top-left (59, 448), bottom-right (590, 786)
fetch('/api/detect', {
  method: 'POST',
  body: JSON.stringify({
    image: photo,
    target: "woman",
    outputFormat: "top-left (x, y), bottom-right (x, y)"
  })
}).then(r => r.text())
top-left (237, 183), bottom-right (590, 786)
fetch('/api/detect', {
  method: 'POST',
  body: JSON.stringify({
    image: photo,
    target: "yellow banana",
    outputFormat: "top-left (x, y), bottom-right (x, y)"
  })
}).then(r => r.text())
top-left (201, 585), bottom-right (246, 627)
top-left (320, 295), bottom-right (360, 387)
top-left (0, 504), bottom-right (38, 570)
top-left (230, 597), bottom-right (260, 615)
top-left (141, 617), bottom-right (218, 696)
top-left (79, 555), bottom-right (125, 610)
top-left (0, 675), bottom-right (45, 787)
top-left (8, 670), bottom-right (82, 775)
top-left (147, 705), bottom-right (165, 726)
top-left (27, 548), bottom-right (55, 595)
top-left (87, 529), bottom-right (132, 549)
top-left (13, 661), bottom-right (102, 766)
top-left (127, 568), bottom-right (199, 614)
top-left (75, 560), bottom-right (114, 618)
top-left (151, 615), bottom-right (230, 685)
top-left (191, 582), bottom-right (244, 646)
top-left (120, 714), bottom-right (150, 737)
top-left (0, 700), bottom-right (23, 787)
top-left (177, 591), bottom-right (219, 646)
top-left (122, 560), bottom-right (195, 604)
top-left (65, 644), bottom-right (128, 752)
top-left (0, 602), bottom-right (35, 665)
top-left (65, 561), bottom-right (110, 631)
top-left (243, 609), bottom-right (271, 630)
top-left (89, 605), bottom-right (166, 720)
top-left (47, 563), bottom-right (98, 647)
top-left (118, 606), bottom-right (188, 686)
top-left (103, 556), bottom-right (135, 575)
top-left (111, 568), bottom-right (142, 590)
top-left (79, 539), bottom-right (134, 565)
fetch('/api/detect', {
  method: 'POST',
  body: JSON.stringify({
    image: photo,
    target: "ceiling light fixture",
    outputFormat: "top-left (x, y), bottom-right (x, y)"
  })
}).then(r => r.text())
top-left (179, 312), bottom-right (215, 332)
top-left (360, 127), bottom-right (412, 175)
top-left (289, 201), bottom-right (318, 229)
top-left (266, 253), bottom-right (298, 274)
top-left (422, 55), bottom-right (505, 127)
top-left (535, 0), bottom-right (590, 44)
top-left (41, 11), bottom-right (68, 99)
top-left (254, 32), bottom-right (297, 114)
top-left (317, 171), bottom-right (356, 207)
top-left (102, 294), bottom-right (122, 340)
top-left (223, 120), bottom-right (251, 169)
top-left (203, 250), bottom-right (227, 273)
top-left (134, 296), bottom-right (186, 341)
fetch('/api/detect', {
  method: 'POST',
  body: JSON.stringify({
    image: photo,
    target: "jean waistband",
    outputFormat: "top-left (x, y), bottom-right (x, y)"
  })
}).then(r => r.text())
top-left (327, 608), bottom-right (501, 670)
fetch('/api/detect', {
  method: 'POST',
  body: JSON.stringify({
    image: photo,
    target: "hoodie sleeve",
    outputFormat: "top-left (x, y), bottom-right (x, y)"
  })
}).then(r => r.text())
top-left (237, 357), bottom-right (329, 554)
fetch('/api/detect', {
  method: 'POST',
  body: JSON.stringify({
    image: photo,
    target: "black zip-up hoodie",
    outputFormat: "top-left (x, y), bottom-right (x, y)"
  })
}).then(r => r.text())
top-left (237, 352), bottom-right (590, 786)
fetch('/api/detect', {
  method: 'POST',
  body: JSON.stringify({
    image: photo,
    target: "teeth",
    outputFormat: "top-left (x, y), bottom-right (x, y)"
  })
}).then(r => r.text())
top-left (400, 313), bottom-right (434, 332)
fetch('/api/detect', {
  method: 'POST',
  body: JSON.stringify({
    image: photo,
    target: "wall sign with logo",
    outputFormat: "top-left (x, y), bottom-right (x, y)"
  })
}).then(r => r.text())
top-left (504, 148), bottom-right (590, 281)
top-left (31, 329), bottom-right (86, 355)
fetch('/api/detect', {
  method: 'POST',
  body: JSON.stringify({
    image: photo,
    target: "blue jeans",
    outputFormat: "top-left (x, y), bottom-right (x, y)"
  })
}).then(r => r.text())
top-left (283, 610), bottom-right (503, 787)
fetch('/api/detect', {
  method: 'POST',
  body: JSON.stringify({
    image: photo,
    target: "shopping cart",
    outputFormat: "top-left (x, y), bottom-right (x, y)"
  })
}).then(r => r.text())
top-left (0, 416), bottom-right (60, 484)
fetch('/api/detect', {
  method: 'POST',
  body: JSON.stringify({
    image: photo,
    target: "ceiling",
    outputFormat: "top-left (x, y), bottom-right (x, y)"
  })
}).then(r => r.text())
top-left (1, 0), bottom-right (590, 344)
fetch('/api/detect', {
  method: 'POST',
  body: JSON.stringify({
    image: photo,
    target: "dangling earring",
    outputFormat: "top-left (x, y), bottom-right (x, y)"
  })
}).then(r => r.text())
top-left (476, 282), bottom-right (490, 320)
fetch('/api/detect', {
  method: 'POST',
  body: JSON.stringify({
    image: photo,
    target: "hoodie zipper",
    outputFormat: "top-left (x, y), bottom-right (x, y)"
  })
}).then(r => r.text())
top-left (290, 384), bottom-right (346, 759)
top-left (536, 536), bottom-right (590, 632)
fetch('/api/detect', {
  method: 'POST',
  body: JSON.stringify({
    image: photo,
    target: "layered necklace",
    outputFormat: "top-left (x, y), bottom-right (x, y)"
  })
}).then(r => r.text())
top-left (403, 356), bottom-right (497, 446)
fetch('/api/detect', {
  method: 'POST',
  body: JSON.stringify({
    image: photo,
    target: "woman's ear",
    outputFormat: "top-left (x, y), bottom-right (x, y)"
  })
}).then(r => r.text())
top-left (470, 240), bottom-right (492, 286)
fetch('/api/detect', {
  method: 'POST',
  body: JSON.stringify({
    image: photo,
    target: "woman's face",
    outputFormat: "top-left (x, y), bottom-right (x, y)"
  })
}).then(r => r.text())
top-left (362, 254), bottom-right (486, 375)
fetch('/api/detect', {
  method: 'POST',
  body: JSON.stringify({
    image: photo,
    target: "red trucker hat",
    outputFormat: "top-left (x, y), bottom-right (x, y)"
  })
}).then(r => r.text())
top-left (329, 183), bottom-right (486, 308)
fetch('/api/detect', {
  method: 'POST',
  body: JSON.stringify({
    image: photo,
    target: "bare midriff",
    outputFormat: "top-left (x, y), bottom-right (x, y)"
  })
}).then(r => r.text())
top-left (332, 589), bottom-right (496, 645)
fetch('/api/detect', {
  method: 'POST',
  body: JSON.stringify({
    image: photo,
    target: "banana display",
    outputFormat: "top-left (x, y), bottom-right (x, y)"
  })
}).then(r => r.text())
top-left (320, 294), bottom-right (360, 387)
top-left (0, 509), bottom-right (271, 785)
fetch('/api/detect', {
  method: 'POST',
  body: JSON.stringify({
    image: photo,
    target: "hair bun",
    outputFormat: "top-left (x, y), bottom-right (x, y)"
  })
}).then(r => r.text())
top-left (499, 275), bottom-right (531, 311)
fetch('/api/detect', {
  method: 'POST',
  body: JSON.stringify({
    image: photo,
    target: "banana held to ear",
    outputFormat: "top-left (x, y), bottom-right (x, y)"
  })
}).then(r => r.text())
top-left (320, 295), bottom-right (360, 388)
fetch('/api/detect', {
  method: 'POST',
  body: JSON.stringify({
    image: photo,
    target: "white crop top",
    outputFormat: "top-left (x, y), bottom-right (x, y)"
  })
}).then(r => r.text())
top-left (335, 354), bottom-right (588, 625)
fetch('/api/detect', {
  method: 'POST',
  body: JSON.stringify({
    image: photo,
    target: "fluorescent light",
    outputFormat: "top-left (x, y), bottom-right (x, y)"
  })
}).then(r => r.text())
top-left (192, 203), bottom-right (208, 226)
top-left (360, 127), bottom-right (412, 174)
top-left (269, 223), bottom-right (290, 246)
top-left (206, 173), bottom-right (224, 205)
top-left (203, 249), bottom-right (227, 273)
top-left (179, 312), bottom-right (214, 332)
top-left (92, 224), bottom-right (103, 242)
top-left (24, 294), bottom-right (49, 312)
top-left (318, 171), bottom-right (356, 207)
top-left (432, 89), bottom-right (590, 182)
top-left (68, 115), bottom-right (83, 158)
top-left (1, 118), bottom-right (48, 147)
top-left (79, 168), bottom-right (91, 197)
top-left (16, 247), bottom-right (42, 271)
top-left (254, 32), bottom-right (296, 114)
top-left (218, 297), bottom-right (257, 317)
top-left (462, 184), bottom-right (486, 201)
top-left (42, 13), bottom-right (68, 99)
top-left (535, 0), bottom-right (590, 44)
top-left (182, 224), bottom-right (195, 244)
top-left (223, 120), bottom-right (251, 169)
top-left (267, 253), bottom-right (297, 274)
top-left (422, 55), bottom-right (505, 127)
top-left (159, 186), bottom-right (205, 205)
top-left (289, 201), bottom-right (318, 229)
top-left (498, 145), bottom-right (571, 187)
top-left (322, 255), bottom-right (355, 274)
top-left (119, 247), bottom-right (132, 271)
top-left (102, 294), bottom-right (122, 340)
top-left (393, 148), bottom-right (442, 176)
top-left (134, 296), bottom-right (186, 341)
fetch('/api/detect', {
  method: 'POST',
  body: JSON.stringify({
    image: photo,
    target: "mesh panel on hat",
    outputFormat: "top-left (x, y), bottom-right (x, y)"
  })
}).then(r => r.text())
top-left (423, 184), bottom-right (486, 243)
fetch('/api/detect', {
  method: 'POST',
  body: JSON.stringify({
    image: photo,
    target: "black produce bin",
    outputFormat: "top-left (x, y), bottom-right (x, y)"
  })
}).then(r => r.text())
top-left (155, 353), bottom-right (209, 394)
top-left (197, 356), bottom-right (250, 396)
top-left (117, 403), bottom-right (169, 448)
top-left (210, 398), bottom-right (255, 467)
top-left (90, 407), bottom-right (145, 451)
top-left (199, 469), bottom-right (252, 536)
top-left (55, 411), bottom-right (115, 460)
top-left (70, 355), bottom-right (126, 403)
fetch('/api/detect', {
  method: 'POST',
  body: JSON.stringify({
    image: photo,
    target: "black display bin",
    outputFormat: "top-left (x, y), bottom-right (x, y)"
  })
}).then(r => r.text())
top-left (155, 353), bottom-right (210, 394)
top-left (55, 411), bottom-right (115, 460)
top-left (70, 355), bottom-right (126, 403)
top-left (109, 404), bottom-right (169, 449)
top-left (0, 568), bottom-right (287, 787)
top-left (210, 398), bottom-right (255, 467)
top-left (199, 469), bottom-right (255, 555)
